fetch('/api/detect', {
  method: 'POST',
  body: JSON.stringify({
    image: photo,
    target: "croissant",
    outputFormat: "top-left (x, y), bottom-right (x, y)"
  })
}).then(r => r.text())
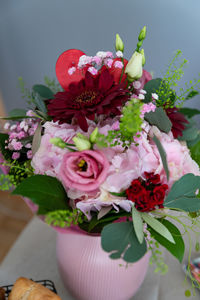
top-left (8, 277), bottom-right (61, 300)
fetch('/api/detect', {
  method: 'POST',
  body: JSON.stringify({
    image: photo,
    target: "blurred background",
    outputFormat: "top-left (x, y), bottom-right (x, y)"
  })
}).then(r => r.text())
top-left (0, 0), bottom-right (199, 261)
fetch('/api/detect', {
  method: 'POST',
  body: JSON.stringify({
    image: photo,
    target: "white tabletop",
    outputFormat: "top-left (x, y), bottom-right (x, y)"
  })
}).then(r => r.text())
top-left (0, 217), bottom-right (199, 300)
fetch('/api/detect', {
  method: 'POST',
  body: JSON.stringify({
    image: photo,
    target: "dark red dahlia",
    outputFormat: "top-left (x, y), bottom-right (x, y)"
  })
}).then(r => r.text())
top-left (165, 107), bottom-right (189, 138)
top-left (126, 173), bottom-right (168, 212)
top-left (47, 69), bottom-right (129, 132)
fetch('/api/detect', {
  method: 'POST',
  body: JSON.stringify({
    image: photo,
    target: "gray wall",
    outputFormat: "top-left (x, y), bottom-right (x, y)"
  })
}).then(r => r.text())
top-left (0, 0), bottom-right (200, 114)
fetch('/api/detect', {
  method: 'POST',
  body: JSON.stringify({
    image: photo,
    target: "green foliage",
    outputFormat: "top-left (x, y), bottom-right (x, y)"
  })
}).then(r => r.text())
top-left (152, 135), bottom-right (169, 180)
top-left (45, 209), bottom-right (86, 228)
top-left (8, 160), bottom-right (34, 186)
top-left (144, 107), bottom-right (172, 133)
top-left (148, 219), bottom-right (185, 263)
top-left (18, 77), bottom-right (35, 105)
top-left (141, 213), bottom-right (175, 243)
top-left (32, 84), bottom-right (54, 99)
top-left (12, 175), bottom-right (69, 214)
top-left (190, 140), bottom-right (200, 167)
top-left (101, 221), bottom-right (147, 262)
top-left (178, 118), bottom-right (200, 147)
top-left (164, 174), bottom-right (200, 212)
top-left (132, 205), bottom-right (144, 244)
top-left (157, 50), bottom-right (187, 107)
top-left (148, 239), bottom-right (168, 275)
top-left (9, 109), bottom-right (27, 117)
top-left (96, 99), bottom-right (143, 148)
top-left (44, 76), bottom-right (62, 94)
top-left (0, 174), bottom-right (13, 190)
top-left (143, 78), bottom-right (162, 103)
top-left (185, 90), bottom-right (199, 100)
top-left (0, 133), bottom-right (12, 161)
top-left (179, 107), bottom-right (200, 118)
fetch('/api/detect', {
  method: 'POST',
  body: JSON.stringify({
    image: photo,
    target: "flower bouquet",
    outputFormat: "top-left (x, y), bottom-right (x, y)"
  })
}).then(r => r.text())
top-left (1, 27), bottom-right (200, 299)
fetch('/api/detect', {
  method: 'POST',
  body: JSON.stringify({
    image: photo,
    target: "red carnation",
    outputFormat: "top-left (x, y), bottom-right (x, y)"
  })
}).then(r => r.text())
top-left (166, 107), bottom-right (189, 138)
top-left (47, 69), bottom-right (129, 132)
top-left (126, 179), bottom-right (145, 200)
top-left (144, 172), bottom-right (161, 185)
top-left (152, 184), bottom-right (168, 205)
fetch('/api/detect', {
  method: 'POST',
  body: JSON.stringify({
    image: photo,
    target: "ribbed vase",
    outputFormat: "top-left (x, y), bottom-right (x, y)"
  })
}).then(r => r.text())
top-left (56, 231), bottom-right (150, 300)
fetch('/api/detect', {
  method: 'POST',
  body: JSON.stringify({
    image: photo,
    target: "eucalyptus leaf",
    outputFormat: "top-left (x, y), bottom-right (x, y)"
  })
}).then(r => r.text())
top-left (141, 213), bottom-right (175, 244)
top-left (33, 93), bottom-right (47, 114)
top-left (148, 219), bottom-right (185, 262)
top-left (101, 221), bottom-right (147, 263)
top-left (164, 174), bottom-right (200, 212)
top-left (0, 116), bottom-right (36, 121)
top-left (12, 175), bottom-right (69, 212)
top-left (32, 123), bottom-right (42, 155)
top-left (143, 78), bottom-right (162, 103)
top-left (33, 84), bottom-right (54, 99)
top-left (144, 107), bottom-right (172, 133)
top-left (179, 108), bottom-right (200, 118)
top-left (190, 140), bottom-right (200, 167)
top-left (132, 206), bottom-right (144, 244)
top-left (152, 135), bottom-right (169, 181)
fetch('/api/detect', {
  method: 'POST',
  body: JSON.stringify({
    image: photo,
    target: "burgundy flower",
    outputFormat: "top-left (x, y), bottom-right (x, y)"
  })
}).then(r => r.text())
top-left (166, 107), bottom-right (189, 138)
top-left (152, 185), bottom-right (168, 205)
top-left (126, 173), bottom-right (168, 212)
top-left (126, 179), bottom-right (145, 200)
top-left (144, 172), bottom-right (161, 185)
top-left (47, 69), bottom-right (129, 132)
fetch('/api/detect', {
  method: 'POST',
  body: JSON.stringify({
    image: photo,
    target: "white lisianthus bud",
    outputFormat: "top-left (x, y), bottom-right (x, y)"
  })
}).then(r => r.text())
top-left (89, 127), bottom-right (99, 143)
top-left (140, 49), bottom-right (145, 66)
top-left (125, 51), bottom-right (143, 81)
top-left (50, 137), bottom-right (66, 149)
top-left (73, 134), bottom-right (91, 151)
top-left (138, 26), bottom-right (147, 41)
top-left (115, 34), bottom-right (124, 52)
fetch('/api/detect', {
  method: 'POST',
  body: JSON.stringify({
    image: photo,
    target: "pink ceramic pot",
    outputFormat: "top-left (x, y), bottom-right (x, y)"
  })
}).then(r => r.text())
top-left (56, 231), bottom-right (150, 300)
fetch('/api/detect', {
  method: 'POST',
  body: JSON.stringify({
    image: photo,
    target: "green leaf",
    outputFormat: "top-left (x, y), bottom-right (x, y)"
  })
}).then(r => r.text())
top-left (0, 116), bottom-right (36, 121)
top-left (152, 135), bottom-right (169, 181)
top-left (178, 124), bottom-right (199, 142)
top-left (109, 191), bottom-right (126, 197)
top-left (0, 133), bottom-right (12, 160)
top-left (164, 174), bottom-right (200, 212)
top-left (32, 123), bottom-right (42, 155)
top-left (32, 93), bottom-right (47, 114)
top-left (12, 175), bottom-right (69, 212)
top-left (179, 108), bottom-right (200, 118)
top-left (9, 109), bottom-right (27, 117)
top-left (141, 213), bottom-right (175, 244)
top-left (32, 84), bottom-right (54, 99)
top-left (144, 107), bottom-right (172, 133)
top-left (148, 219), bottom-right (185, 262)
top-left (185, 90), bottom-right (199, 100)
top-left (101, 221), bottom-right (147, 262)
top-left (190, 140), bottom-right (200, 167)
top-left (132, 206), bottom-right (144, 244)
top-left (143, 78), bottom-right (162, 103)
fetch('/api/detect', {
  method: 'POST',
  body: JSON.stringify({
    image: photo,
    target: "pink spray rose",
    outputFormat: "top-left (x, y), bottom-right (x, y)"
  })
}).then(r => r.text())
top-left (59, 150), bottom-right (109, 192)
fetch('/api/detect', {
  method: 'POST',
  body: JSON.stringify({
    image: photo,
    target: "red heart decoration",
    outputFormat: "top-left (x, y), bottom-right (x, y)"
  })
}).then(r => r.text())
top-left (55, 49), bottom-right (88, 90)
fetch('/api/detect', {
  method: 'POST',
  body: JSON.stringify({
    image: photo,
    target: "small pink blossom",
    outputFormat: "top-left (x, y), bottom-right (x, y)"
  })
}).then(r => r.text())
top-left (25, 143), bottom-right (32, 149)
top-left (114, 61), bottom-right (123, 69)
top-left (68, 67), bottom-right (76, 75)
top-left (105, 58), bottom-right (113, 68)
top-left (116, 50), bottom-right (123, 58)
top-left (140, 103), bottom-right (156, 118)
top-left (4, 122), bottom-right (10, 130)
top-left (106, 51), bottom-right (114, 58)
top-left (27, 150), bottom-right (33, 159)
top-left (12, 152), bottom-right (20, 160)
top-left (12, 140), bottom-right (23, 151)
top-left (88, 67), bottom-right (98, 75)
top-left (133, 81), bottom-right (142, 89)
top-left (92, 56), bottom-right (102, 66)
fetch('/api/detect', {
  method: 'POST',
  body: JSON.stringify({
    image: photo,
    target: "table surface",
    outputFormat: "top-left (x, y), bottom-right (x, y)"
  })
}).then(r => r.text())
top-left (0, 217), bottom-right (199, 300)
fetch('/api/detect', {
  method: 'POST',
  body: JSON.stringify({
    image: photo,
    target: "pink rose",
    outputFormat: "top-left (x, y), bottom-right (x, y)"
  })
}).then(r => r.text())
top-left (59, 150), bottom-right (109, 192)
top-left (139, 69), bottom-right (152, 89)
